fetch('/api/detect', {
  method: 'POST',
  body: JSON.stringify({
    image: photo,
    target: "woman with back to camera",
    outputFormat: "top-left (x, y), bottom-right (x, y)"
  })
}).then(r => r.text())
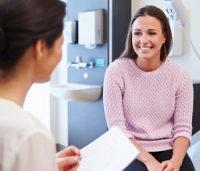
top-left (0, 0), bottom-right (81, 171)
top-left (103, 5), bottom-right (195, 171)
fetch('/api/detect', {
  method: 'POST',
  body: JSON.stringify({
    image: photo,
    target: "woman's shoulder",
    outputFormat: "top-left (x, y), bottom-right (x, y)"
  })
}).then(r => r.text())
top-left (166, 58), bottom-right (189, 74)
top-left (107, 58), bottom-right (132, 72)
top-left (0, 98), bottom-right (54, 146)
top-left (0, 98), bottom-right (54, 168)
top-left (166, 58), bottom-right (192, 81)
top-left (109, 57), bottom-right (132, 66)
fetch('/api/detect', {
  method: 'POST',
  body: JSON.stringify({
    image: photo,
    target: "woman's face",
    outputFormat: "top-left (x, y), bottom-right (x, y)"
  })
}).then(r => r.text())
top-left (131, 15), bottom-right (166, 61)
top-left (36, 35), bottom-right (64, 82)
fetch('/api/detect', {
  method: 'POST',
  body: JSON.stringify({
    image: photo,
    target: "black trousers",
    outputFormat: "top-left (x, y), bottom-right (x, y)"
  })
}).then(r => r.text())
top-left (124, 150), bottom-right (195, 171)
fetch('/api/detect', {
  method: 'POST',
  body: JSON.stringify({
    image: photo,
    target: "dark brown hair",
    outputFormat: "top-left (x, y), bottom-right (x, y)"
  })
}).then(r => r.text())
top-left (120, 5), bottom-right (172, 61)
top-left (0, 0), bottom-right (66, 72)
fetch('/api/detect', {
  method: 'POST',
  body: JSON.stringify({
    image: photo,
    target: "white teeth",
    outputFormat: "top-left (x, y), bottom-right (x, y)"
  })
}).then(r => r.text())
top-left (140, 47), bottom-right (151, 51)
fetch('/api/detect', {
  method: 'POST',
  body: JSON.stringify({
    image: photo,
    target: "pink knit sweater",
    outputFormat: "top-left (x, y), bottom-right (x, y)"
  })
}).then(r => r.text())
top-left (103, 58), bottom-right (193, 152)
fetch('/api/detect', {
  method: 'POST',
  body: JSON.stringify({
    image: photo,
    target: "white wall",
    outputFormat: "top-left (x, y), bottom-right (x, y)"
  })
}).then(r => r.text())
top-left (131, 0), bottom-right (200, 82)
top-left (24, 83), bottom-right (50, 129)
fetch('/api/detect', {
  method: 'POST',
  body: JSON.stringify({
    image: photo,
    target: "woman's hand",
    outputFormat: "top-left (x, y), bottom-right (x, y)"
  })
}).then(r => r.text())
top-left (160, 159), bottom-right (181, 171)
top-left (129, 139), bottom-right (166, 171)
top-left (145, 158), bottom-right (166, 171)
top-left (56, 145), bottom-right (81, 171)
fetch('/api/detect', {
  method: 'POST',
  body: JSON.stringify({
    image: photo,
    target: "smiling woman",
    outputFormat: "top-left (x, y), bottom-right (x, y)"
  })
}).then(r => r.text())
top-left (103, 5), bottom-right (195, 171)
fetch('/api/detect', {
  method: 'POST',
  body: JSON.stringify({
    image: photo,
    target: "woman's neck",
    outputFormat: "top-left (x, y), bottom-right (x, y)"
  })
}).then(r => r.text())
top-left (134, 58), bottom-right (162, 72)
top-left (0, 77), bottom-right (32, 107)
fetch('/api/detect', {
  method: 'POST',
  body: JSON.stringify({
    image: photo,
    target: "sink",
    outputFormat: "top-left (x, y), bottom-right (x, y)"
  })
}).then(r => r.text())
top-left (50, 83), bottom-right (102, 101)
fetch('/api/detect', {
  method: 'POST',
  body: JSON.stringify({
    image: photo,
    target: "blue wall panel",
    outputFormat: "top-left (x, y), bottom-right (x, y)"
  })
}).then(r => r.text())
top-left (67, 0), bottom-right (108, 148)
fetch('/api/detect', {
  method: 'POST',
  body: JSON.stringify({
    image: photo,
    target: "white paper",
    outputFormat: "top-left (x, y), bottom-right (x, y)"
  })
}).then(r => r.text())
top-left (78, 127), bottom-right (139, 171)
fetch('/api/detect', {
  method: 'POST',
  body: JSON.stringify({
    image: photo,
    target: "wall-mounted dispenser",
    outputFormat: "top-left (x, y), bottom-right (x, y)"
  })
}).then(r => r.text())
top-left (65, 21), bottom-right (77, 44)
top-left (78, 9), bottom-right (104, 49)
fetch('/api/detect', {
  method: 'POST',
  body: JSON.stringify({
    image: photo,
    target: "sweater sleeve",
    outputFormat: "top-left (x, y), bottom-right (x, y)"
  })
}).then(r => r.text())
top-left (103, 63), bottom-right (133, 139)
top-left (172, 72), bottom-right (193, 144)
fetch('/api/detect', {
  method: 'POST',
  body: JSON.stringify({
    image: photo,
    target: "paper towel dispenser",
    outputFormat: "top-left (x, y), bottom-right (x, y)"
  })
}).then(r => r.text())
top-left (78, 9), bottom-right (104, 49)
top-left (65, 21), bottom-right (77, 44)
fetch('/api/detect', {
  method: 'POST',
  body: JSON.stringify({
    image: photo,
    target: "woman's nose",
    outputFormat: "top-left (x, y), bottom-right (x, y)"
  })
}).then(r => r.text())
top-left (140, 34), bottom-right (148, 43)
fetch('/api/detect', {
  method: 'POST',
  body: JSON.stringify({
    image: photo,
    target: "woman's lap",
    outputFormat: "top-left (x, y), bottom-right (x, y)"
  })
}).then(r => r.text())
top-left (124, 150), bottom-right (195, 171)
top-left (124, 159), bottom-right (147, 171)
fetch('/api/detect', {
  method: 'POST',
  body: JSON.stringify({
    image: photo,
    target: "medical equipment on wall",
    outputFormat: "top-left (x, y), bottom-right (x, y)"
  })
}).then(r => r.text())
top-left (163, 0), bottom-right (200, 59)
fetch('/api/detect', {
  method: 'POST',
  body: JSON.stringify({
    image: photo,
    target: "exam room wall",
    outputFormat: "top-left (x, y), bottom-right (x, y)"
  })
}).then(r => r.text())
top-left (131, 0), bottom-right (200, 82)
top-left (67, 0), bottom-right (132, 148)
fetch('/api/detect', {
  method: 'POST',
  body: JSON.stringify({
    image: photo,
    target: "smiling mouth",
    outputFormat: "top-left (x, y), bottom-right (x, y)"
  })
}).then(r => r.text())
top-left (139, 46), bottom-right (152, 52)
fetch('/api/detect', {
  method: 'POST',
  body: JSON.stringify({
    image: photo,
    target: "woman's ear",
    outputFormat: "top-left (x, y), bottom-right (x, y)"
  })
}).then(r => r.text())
top-left (163, 38), bottom-right (166, 44)
top-left (35, 39), bottom-right (47, 61)
top-left (163, 32), bottom-right (167, 44)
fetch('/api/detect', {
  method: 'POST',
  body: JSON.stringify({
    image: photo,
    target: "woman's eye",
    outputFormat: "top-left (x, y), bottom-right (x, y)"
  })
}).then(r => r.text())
top-left (133, 32), bottom-right (141, 36)
top-left (148, 32), bottom-right (156, 35)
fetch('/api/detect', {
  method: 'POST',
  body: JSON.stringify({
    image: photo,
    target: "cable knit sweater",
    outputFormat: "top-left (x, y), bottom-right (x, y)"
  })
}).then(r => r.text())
top-left (103, 58), bottom-right (193, 152)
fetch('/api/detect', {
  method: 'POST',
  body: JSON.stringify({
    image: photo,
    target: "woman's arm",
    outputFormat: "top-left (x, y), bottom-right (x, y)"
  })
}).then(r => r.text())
top-left (130, 139), bottom-right (165, 171)
top-left (161, 72), bottom-right (193, 171)
top-left (171, 137), bottom-right (190, 166)
top-left (160, 137), bottom-right (190, 171)
top-left (103, 63), bottom-right (133, 138)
